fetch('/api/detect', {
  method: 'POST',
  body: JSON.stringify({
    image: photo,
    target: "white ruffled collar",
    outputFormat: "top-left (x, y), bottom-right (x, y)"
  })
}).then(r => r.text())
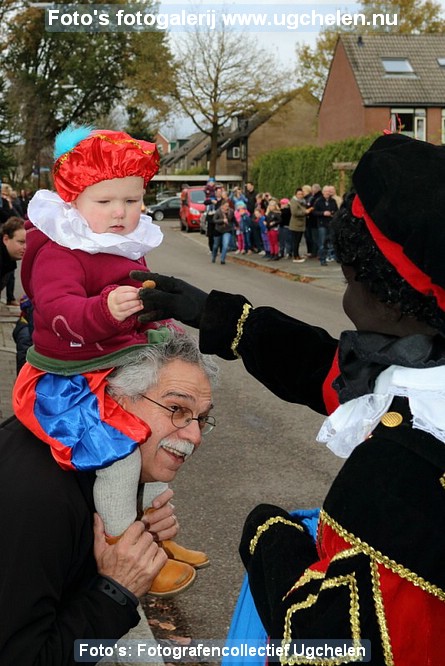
top-left (27, 189), bottom-right (163, 260)
top-left (317, 365), bottom-right (445, 458)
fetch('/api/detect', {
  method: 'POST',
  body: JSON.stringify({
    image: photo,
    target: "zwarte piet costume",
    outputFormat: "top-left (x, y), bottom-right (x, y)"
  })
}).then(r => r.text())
top-left (200, 134), bottom-right (445, 665)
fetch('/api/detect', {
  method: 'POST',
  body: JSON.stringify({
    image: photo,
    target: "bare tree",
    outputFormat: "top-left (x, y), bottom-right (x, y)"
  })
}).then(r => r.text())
top-left (173, 24), bottom-right (291, 176)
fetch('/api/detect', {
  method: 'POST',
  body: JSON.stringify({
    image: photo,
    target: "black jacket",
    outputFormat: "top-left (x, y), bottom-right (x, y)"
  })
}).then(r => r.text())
top-left (0, 418), bottom-right (140, 665)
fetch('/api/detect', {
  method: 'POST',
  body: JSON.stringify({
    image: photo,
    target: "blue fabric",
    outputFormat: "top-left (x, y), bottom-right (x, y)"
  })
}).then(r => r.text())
top-left (223, 508), bottom-right (320, 666)
top-left (34, 373), bottom-right (138, 471)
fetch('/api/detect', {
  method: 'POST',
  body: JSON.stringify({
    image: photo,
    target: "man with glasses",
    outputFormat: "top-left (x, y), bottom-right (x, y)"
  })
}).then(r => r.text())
top-left (0, 331), bottom-right (218, 665)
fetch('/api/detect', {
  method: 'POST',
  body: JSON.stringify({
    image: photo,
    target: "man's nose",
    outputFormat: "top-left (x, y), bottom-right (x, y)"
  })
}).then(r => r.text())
top-left (179, 420), bottom-right (202, 448)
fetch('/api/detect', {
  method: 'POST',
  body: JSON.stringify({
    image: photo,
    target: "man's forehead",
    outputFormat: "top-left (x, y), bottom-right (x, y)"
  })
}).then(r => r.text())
top-left (157, 359), bottom-right (212, 402)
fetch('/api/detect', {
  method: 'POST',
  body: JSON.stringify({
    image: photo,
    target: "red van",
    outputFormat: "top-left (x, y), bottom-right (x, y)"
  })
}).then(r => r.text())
top-left (179, 187), bottom-right (206, 232)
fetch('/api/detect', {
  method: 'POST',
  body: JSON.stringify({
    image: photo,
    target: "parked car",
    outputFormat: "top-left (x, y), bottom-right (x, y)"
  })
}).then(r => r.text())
top-left (179, 187), bottom-right (206, 232)
top-left (155, 189), bottom-right (178, 202)
top-left (147, 196), bottom-right (181, 221)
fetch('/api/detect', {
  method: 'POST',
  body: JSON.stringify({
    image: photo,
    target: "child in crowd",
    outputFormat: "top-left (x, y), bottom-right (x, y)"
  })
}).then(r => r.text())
top-left (265, 200), bottom-right (281, 260)
top-left (13, 124), bottom-right (207, 596)
top-left (234, 202), bottom-right (252, 254)
top-left (255, 208), bottom-right (270, 257)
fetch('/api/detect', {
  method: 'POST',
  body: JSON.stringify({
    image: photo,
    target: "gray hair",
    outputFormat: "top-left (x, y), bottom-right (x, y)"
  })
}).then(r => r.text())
top-left (106, 330), bottom-right (219, 401)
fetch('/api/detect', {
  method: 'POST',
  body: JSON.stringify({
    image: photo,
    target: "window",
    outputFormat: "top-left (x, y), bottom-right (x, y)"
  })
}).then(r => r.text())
top-left (438, 58), bottom-right (445, 67)
top-left (391, 109), bottom-right (426, 140)
top-left (189, 190), bottom-right (205, 204)
top-left (382, 58), bottom-right (414, 75)
top-left (227, 145), bottom-right (241, 160)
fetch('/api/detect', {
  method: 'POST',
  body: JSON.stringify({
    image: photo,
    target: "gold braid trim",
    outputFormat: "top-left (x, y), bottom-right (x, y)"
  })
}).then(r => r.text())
top-left (249, 515), bottom-right (304, 555)
top-left (282, 574), bottom-right (363, 665)
top-left (370, 558), bottom-right (394, 666)
top-left (440, 474), bottom-right (445, 490)
top-left (320, 509), bottom-right (445, 601)
top-left (283, 549), bottom-right (361, 601)
top-left (231, 303), bottom-right (252, 359)
top-left (331, 546), bottom-right (362, 562)
top-left (53, 134), bottom-right (157, 174)
top-left (283, 569), bottom-right (326, 600)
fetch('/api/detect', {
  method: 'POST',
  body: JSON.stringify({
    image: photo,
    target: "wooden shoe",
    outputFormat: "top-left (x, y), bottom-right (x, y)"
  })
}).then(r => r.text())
top-left (148, 559), bottom-right (196, 597)
top-left (162, 540), bottom-right (210, 569)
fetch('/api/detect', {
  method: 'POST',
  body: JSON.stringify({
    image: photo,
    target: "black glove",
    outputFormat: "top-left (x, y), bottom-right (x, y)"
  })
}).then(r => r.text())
top-left (130, 271), bottom-right (208, 328)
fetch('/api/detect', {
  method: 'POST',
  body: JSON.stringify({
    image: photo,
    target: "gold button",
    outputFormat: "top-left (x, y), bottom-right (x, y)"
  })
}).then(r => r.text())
top-left (380, 412), bottom-right (403, 427)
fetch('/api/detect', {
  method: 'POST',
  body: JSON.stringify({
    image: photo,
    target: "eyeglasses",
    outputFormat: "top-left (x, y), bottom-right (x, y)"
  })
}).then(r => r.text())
top-left (139, 395), bottom-right (216, 435)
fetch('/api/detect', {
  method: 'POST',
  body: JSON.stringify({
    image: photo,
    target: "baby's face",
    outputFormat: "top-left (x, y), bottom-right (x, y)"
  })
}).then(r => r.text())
top-left (72, 176), bottom-right (145, 235)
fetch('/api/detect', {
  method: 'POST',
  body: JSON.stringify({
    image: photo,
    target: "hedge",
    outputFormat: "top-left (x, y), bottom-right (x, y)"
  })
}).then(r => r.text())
top-left (250, 133), bottom-right (380, 198)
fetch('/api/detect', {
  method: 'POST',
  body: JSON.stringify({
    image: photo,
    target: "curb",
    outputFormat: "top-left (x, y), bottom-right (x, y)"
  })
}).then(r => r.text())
top-left (183, 227), bottom-right (343, 293)
top-left (224, 254), bottom-right (315, 283)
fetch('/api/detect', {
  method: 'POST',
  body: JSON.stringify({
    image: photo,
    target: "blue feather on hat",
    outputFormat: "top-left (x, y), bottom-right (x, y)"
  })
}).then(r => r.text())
top-left (54, 123), bottom-right (95, 160)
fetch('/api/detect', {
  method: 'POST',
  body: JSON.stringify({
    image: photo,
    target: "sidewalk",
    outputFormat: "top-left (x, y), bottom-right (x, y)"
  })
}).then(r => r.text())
top-left (191, 230), bottom-right (344, 294)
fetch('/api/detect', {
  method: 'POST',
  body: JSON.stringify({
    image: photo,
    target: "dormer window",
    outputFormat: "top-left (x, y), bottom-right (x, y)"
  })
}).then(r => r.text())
top-left (438, 58), bottom-right (445, 67)
top-left (382, 58), bottom-right (414, 75)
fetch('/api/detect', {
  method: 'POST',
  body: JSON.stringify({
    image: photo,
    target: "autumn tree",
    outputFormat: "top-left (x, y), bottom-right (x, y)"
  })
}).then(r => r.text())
top-left (0, 1), bottom-right (175, 181)
top-left (173, 24), bottom-right (291, 177)
top-left (296, 0), bottom-right (445, 98)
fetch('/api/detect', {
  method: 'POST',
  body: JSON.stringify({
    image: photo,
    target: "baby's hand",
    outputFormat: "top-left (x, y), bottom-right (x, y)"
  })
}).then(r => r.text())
top-left (107, 286), bottom-right (143, 322)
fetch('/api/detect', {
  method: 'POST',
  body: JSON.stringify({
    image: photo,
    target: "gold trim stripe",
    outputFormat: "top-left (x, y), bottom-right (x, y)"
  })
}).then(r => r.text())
top-left (284, 568), bottom-right (326, 600)
top-left (320, 509), bottom-right (445, 601)
top-left (282, 574), bottom-right (363, 665)
top-left (249, 515), bottom-right (304, 555)
top-left (231, 303), bottom-right (252, 359)
top-left (370, 558), bottom-right (394, 666)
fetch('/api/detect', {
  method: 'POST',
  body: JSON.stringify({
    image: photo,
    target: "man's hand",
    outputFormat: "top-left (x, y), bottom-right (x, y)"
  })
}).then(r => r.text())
top-left (130, 271), bottom-right (208, 328)
top-left (143, 487), bottom-right (179, 542)
top-left (93, 514), bottom-right (167, 597)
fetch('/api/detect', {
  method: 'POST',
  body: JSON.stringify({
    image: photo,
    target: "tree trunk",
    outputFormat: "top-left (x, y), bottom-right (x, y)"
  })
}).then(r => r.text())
top-left (209, 125), bottom-right (219, 177)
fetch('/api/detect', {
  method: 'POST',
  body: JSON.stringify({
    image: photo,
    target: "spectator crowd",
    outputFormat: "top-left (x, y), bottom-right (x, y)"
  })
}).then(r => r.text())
top-left (202, 179), bottom-right (343, 266)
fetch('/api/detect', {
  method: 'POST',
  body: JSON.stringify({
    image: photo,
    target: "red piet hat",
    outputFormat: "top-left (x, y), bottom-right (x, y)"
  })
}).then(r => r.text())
top-left (352, 133), bottom-right (445, 312)
top-left (53, 126), bottom-right (160, 202)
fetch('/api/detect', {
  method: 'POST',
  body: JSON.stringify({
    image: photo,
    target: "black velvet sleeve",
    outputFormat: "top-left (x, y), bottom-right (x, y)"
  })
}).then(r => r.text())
top-left (239, 504), bottom-right (318, 637)
top-left (200, 290), bottom-right (338, 413)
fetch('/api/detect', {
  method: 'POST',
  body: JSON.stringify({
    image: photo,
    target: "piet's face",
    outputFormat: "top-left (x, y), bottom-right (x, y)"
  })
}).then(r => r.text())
top-left (341, 265), bottom-right (436, 337)
top-left (342, 265), bottom-right (395, 333)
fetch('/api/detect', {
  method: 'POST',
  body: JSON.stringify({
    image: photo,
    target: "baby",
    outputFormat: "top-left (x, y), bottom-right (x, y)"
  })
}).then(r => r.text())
top-left (13, 124), bottom-right (208, 596)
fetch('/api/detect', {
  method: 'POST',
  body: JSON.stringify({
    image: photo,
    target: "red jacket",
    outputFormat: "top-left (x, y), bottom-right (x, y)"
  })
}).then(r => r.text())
top-left (21, 225), bottom-right (152, 361)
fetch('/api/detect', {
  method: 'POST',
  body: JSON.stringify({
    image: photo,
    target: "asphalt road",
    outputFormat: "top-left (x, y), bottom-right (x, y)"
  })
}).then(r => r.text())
top-left (145, 221), bottom-right (351, 646)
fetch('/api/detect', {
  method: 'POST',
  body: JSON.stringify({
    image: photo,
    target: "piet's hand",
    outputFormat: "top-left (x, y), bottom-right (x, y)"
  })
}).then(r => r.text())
top-left (130, 271), bottom-right (208, 328)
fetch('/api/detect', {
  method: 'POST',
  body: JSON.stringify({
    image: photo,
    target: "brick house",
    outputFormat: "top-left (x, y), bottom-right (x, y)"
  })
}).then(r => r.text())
top-left (319, 34), bottom-right (445, 145)
top-left (153, 131), bottom-right (170, 158)
top-left (160, 88), bottom-right (318, 180)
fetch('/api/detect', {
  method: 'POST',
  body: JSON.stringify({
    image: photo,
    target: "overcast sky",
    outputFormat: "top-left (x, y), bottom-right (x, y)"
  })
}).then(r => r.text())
top-left (160, 0), bottom-right (445, 138)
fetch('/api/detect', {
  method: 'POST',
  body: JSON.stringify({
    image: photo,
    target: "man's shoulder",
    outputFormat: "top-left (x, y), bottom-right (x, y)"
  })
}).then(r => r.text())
top-left (0, 417), bottom-right (94, 505)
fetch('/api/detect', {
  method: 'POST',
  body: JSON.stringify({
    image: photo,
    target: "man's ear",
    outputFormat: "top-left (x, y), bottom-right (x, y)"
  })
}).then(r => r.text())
top-left (115, 394), bottom-right (129, 410)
